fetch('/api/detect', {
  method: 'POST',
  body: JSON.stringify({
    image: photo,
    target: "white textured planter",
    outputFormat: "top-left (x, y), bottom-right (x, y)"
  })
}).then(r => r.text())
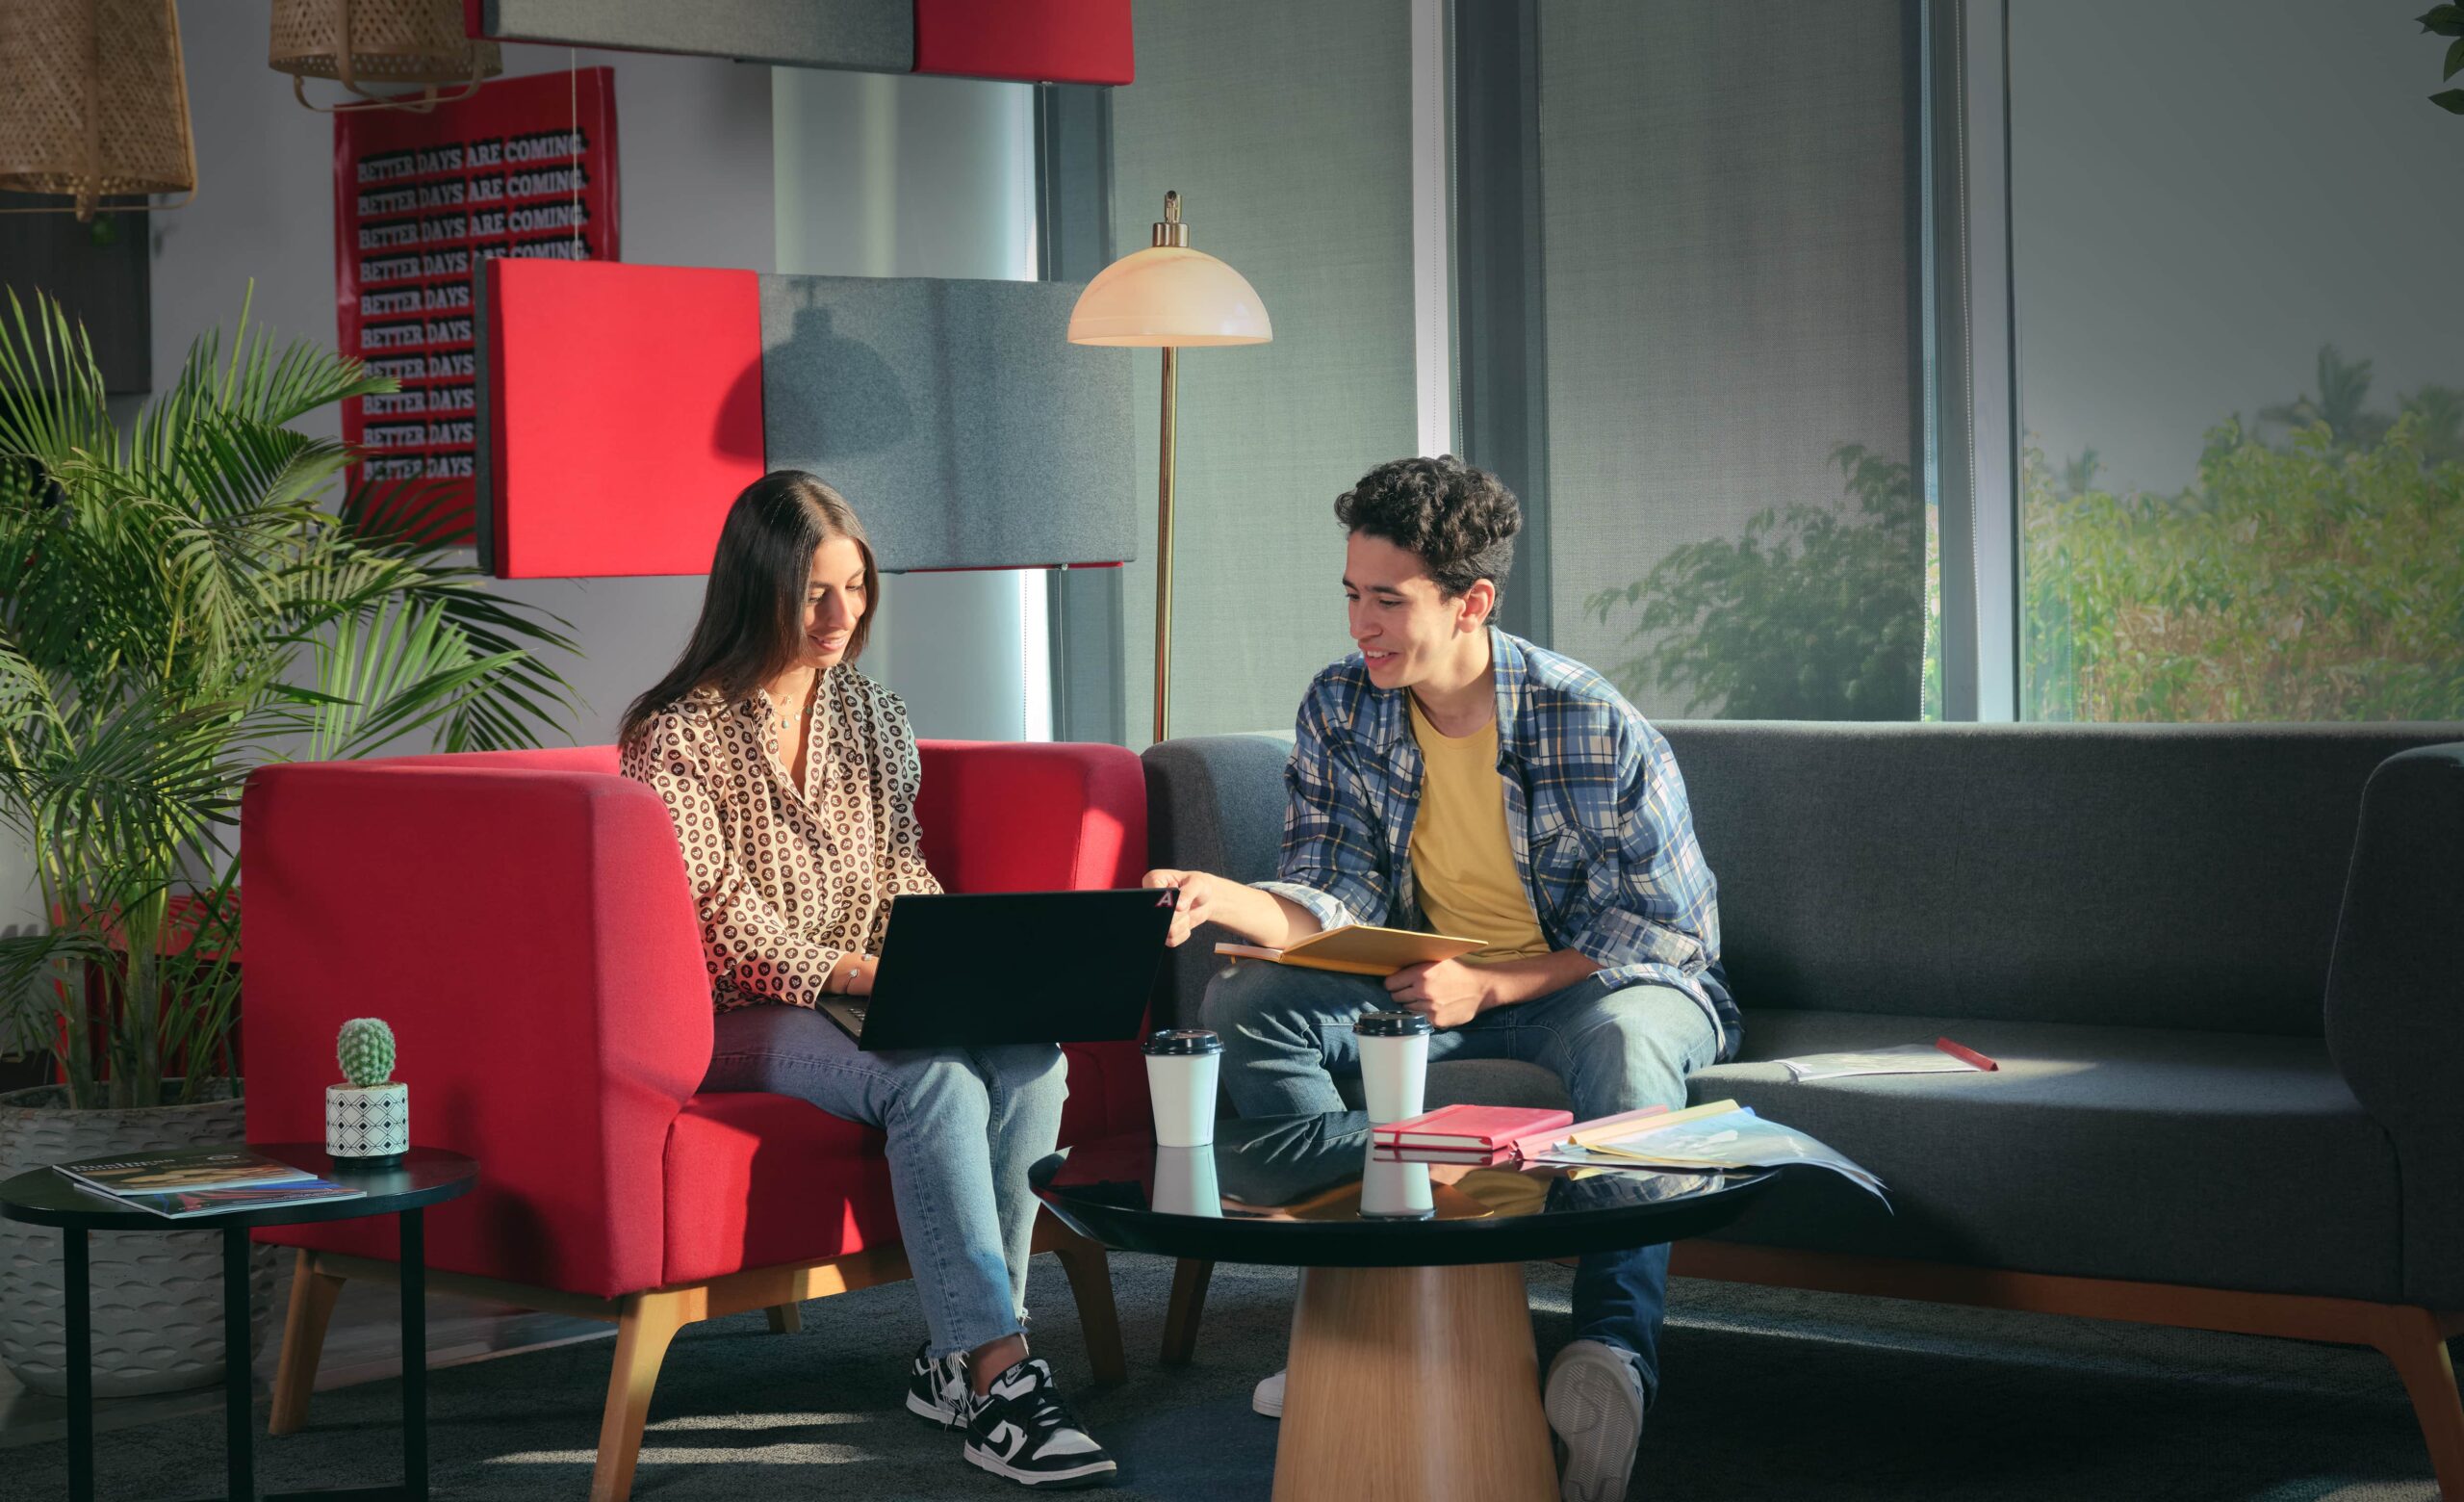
top-left (0, 1083), bottom-right (277, 1397)
top-left (325, 1081), bottom-right (408, 1166)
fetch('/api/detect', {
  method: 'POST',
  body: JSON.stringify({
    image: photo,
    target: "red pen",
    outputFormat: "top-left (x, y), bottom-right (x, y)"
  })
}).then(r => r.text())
top-left (1936, 1037), bottom-right (1998, 1072)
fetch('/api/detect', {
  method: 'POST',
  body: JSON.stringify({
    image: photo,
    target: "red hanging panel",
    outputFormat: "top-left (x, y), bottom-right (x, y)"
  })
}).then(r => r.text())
top-left (480, 259), bottom-right (766, 578)
top-left (912, 0), bottom-right (1134, 85)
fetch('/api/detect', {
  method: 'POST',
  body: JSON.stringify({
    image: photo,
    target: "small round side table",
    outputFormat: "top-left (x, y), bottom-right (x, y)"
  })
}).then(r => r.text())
top-left (0, 1144), bottom-right (477, 1502)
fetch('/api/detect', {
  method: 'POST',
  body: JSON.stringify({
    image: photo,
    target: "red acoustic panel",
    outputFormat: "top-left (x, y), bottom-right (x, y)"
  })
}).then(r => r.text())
top-left (913, 0), bottom-right (1134, 85)
top-left (482, 258), bottom-right (765, 578)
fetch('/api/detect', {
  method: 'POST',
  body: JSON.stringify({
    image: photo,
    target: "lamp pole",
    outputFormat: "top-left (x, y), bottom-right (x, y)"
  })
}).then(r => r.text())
top-left (1146, 190), bottom-right (1193, 744)
top-left (1155, 342), bottom-right (1179, 743)
top-left (1065, 188), bottom-right (1270, 747)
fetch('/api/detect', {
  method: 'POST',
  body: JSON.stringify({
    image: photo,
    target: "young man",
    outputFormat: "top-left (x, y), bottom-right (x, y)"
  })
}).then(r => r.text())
top-left (1143, 454), bottom-right (1738, 1502)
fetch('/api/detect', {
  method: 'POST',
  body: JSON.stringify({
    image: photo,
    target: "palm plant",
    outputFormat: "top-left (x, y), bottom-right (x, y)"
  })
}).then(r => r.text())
top-left (0, 288), bottom-right (578, 1110)
top-left (2259, 345), bottom-right (2394, 452)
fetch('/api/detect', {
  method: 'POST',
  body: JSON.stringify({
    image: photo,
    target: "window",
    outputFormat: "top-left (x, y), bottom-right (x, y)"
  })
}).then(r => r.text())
top-left (1457, 0), bottom-right (1934, 723)
top-left (2012, 3), bottom-right (2464, 721)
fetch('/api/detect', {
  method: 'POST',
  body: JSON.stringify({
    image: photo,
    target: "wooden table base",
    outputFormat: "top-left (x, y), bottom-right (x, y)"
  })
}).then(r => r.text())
top-left (1274, 1262), bottom-right (1558, 1502)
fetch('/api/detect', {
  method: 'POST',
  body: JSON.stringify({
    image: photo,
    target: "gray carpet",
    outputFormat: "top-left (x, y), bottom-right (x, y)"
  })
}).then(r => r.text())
top-left (12, 1253), bottom-right (2447, 1500)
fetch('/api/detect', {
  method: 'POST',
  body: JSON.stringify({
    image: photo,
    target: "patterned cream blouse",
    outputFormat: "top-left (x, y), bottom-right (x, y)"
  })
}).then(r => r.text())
top-left (620, 667), bottom-right (941, 1012)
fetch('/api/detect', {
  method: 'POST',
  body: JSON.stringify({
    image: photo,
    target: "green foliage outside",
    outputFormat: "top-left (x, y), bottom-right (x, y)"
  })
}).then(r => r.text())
top-left (1580, 343), bottom-right (2459, 726)
top-left (1581, 444), bottom-right (1926, 719)
top-left (2024, 348), bottom-right (2464, 722)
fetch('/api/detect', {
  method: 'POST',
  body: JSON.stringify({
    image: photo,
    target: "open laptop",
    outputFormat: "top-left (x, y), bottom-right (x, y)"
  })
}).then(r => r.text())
top-left (819, 889), bottom-right (1176, 1050)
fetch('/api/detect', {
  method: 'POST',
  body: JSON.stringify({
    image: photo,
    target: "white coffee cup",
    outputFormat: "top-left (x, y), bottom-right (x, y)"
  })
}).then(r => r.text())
top-left (1150, 1145), bottom-right (1222, 1218)
top-left (1359, 1147), bottom-right (1435, 1219)
top-left (1355, 1010), bottom-right (1432, 1126)
top-left (1142, 1028), bottom-right (1223, 1148)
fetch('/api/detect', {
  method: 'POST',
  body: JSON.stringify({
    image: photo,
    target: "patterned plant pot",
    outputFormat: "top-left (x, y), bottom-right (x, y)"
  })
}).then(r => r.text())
top-left (0, 1082), bottom-right (278, 1398)
top-left (324, 1082), bottom-right (409, 1167)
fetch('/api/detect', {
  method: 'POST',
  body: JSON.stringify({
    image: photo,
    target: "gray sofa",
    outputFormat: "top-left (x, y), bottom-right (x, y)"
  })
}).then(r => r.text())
top-left (1142, 721), bottom-right (2464, 1489)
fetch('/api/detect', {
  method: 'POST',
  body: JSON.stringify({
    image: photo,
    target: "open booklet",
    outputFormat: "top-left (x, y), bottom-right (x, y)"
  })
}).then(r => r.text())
top-left (1215, 923), bottom-right (1484, 977)
top-left (1522, 1101), bottom-right (1888, 1204)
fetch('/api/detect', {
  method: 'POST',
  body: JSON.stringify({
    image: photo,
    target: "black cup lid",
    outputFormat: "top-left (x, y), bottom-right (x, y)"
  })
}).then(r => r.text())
top-left (1142, 1028), bottom-right (1224, 1056)
top-left (1355, 1010), bottom-right (1433, 1037)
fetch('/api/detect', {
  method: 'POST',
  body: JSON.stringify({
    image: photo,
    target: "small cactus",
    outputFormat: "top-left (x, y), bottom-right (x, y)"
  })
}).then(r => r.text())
top-left (338, 1018), bottom-right (397, 1088)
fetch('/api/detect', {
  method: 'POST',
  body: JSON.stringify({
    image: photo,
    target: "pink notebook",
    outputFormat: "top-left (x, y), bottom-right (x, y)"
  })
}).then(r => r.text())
top-left (1372, 1103), bottom-right (1576, 1152)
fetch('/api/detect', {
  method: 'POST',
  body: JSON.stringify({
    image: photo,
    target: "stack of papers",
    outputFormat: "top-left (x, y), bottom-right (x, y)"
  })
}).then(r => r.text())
top-left (1775, 1039), bottom-right (1996, 1081)
top-left (1525, 1104), bottom-right (1887, 1204)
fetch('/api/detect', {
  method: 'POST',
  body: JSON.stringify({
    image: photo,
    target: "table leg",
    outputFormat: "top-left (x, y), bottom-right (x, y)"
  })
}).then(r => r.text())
top-left (64, 1227), bottom-right (93, 1502)
top-left (400, 1208), bottom-right (426, 1501)
top-left (252, 1213), bottom-right (428, 1502)
top-left (1272, 1262), bottom-right (1557, 1502)
top-left (225, 1226), bottom-right (257, 1501)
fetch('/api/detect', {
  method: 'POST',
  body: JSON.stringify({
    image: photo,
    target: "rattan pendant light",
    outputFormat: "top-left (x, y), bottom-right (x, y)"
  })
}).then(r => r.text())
top-left (0, 0), bottom-right (196, 221)
top-left (270, 0), bottom-right (502, 114)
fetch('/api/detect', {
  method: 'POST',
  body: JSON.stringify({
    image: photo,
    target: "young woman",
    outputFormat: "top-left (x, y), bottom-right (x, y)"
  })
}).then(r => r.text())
top-left (619, 471), bottom-right (1116, 1489)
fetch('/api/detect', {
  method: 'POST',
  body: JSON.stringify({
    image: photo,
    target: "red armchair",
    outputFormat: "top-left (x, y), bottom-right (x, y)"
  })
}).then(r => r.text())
top-left (240, 740), bottom-right (1148, 1501)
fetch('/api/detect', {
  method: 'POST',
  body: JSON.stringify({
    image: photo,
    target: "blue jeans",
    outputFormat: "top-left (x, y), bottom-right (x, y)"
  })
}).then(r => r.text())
top-left (702, 1003), bottom-right (1067, 1360)
top-left (1202, 963), bottom-right (1719, 1405)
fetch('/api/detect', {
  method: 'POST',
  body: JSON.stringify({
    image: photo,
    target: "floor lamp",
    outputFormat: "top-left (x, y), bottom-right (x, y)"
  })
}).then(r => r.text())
top-left (1067, 192), bottom-right (1272, 742)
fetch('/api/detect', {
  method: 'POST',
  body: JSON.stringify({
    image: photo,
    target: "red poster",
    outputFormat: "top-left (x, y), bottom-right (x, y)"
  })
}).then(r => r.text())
top-left (335, 67), bottom-right (620, 542)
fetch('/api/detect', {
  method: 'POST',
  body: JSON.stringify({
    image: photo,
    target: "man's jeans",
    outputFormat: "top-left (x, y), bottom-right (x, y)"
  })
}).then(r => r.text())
top-left (1203, 962), bottom-right (1719, 1404)
top-left (702, 1003), bottom-right (1067, 1360)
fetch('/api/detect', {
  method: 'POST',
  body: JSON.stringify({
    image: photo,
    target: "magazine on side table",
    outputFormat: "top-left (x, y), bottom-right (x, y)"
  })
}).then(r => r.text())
top-left (52, 1146), bottom-right (364, 1219)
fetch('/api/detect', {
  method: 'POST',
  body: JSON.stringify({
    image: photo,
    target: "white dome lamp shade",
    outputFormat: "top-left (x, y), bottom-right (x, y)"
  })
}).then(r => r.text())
top-left (1067, 192), bottom-right (1272, 742)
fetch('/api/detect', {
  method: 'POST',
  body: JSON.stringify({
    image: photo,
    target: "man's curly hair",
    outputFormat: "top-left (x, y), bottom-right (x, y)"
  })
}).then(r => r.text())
top-left (1333, 453), bottom-right (1520, 600)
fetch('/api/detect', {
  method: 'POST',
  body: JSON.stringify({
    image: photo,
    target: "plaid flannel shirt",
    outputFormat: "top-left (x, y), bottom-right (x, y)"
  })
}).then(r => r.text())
top-left (1254, 628), bottom-right (1740, 1061)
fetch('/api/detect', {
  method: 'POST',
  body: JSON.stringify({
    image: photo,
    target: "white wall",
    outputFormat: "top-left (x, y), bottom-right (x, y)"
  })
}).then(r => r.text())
top-left (150, 17), bottom-right (777, 751)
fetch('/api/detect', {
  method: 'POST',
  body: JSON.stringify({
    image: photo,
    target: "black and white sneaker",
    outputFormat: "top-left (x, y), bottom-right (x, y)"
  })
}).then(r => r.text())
top-left (905, 1341), bottom-right (968, 1428)
top-left (961, 1356), bottom-right (1118, 1489)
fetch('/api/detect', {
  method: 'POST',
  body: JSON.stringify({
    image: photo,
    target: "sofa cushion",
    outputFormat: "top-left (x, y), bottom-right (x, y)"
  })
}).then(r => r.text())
top-left (1304, 1010), bottom-right (2399, 1301)
top-left (1682, 1009), bottom-right (2402, 1302)
top-left (1658, 721), bottom-right (2462, 1036)
top-left (1145, 725), bottom-right (2464, 1038)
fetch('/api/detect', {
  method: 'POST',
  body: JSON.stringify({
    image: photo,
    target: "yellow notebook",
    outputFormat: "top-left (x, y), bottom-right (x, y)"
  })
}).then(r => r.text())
top-left (1570, 1099), bottom-right (1740, 1151)
top-left (1214, 923), bottom-right (1485, 977)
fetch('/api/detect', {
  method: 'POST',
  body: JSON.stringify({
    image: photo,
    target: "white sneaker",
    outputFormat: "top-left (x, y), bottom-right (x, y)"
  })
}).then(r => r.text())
top-left (1251, 1367), bottom-right (1286, 1418)
top-left (961, 1356), bottom-right (1118, 1489)
top-left (1545, 1339), bottom-right (1644, 1502)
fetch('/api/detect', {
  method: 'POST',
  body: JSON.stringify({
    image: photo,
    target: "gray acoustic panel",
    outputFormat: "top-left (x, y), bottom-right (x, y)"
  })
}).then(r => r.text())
top-left (477, 0), bottom-right (911, 72)
top-left (758, 273), bottom-right (1136, 572)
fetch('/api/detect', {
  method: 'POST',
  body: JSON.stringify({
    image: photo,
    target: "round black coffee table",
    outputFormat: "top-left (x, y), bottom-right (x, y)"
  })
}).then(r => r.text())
top-left (1034, 1112), bottom-right (1773, 1502)
top-left (0, 1144), bottom-right (477, 1502)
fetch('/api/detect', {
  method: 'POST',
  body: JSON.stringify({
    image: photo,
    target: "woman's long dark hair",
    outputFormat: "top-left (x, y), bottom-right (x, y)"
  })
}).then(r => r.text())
top-left (620, 471), bottom-right (881, 746)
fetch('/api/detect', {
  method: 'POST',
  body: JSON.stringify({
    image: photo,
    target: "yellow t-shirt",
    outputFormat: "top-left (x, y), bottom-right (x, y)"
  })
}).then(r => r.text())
top-left (1407, 695), bottom-right (1552, 965)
